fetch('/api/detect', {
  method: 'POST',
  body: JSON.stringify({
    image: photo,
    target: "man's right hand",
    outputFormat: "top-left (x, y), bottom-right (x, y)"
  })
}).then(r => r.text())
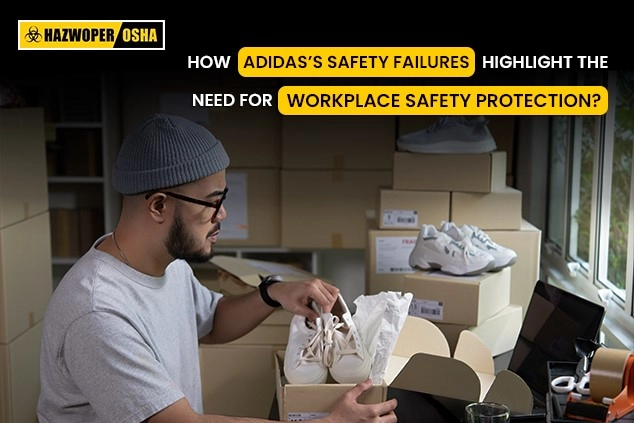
top-left (322, 379), bottom-right (398, 423)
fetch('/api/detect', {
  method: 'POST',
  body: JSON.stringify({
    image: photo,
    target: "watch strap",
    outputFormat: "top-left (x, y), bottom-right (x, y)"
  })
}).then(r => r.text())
top-left (259, 275), bottom-right (282, 308)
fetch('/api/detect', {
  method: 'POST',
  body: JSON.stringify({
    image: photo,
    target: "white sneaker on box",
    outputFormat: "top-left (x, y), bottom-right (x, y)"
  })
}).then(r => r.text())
top-left (397, 116), bottom-right (497, 154)
top-left (409, 224), bottom-right (496, 276)
top-left (322, 294), bottom-right (371, 384)
top-left (283, 302), bottom-right (328, 384)
top-left (440, 221), bottom-right (517, 271)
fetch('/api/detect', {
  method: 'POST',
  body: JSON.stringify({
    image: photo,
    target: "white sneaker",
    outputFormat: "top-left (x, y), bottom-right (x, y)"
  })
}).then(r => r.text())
top-left (409, 224), bottom-right (496, 276)
top-left (321, 294), bottom-right (372, 384)
top-left (440, 221), bottom-right (517, 271)
top-left (397, 116), bottom-right (497, 154)
top-left (283, 303), bottom-right (328, 384)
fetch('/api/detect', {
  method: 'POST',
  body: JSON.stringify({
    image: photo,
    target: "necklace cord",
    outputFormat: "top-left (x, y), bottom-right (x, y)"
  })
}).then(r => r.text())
top-left (112, 230), bottom-right (132, 267)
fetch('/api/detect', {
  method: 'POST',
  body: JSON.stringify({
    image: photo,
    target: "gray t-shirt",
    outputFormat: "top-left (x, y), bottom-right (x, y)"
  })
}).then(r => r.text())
top-left (37, 234), bottom-right (223, 423)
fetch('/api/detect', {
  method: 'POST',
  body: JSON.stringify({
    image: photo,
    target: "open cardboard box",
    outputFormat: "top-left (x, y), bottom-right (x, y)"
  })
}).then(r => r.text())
top-left (275, 315), bottom-right (534, 421)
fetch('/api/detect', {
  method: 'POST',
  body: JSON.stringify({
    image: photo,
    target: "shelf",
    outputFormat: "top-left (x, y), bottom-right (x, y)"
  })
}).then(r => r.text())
top-left (48, 176), bottom-right (104, 184)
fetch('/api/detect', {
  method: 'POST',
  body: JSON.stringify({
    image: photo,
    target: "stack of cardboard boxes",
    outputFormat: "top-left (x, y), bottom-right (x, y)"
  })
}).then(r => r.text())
top-left (0, 108), bottom-right (53, 423)
top-left (366, 116), bottom-right (542, 357)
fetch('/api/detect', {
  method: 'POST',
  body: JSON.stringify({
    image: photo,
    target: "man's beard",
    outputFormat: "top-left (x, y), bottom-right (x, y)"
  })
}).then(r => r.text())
top-left (166, 212), bottom-right (218, 263)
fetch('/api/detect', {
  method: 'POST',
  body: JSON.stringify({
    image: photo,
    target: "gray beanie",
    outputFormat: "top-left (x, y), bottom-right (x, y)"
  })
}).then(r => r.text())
top-left (112, 114), bottom-right (230, 195)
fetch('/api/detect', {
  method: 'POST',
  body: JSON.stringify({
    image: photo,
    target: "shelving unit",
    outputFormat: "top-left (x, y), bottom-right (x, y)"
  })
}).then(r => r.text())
top-left (7, 71), bottom-right (121, 287)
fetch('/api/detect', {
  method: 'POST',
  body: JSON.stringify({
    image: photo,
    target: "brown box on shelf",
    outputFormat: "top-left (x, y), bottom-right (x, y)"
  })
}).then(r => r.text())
top-left (282, 115), bottom-right (396, 170)
top-left (403, 267), bottom-right (511, 326)
top-left (450, 186), bottom-right (523, 230)
top-left (59, 127), bottom-right (103, 177)
top-left (77, 207), bottom-right (104, 254)
top-left (281, 170), bottom-right (392, 249)
top-left (365, 228), bottom-right (418, 295)
top-left (49, 208), bottom-right (81, 258)
top-left (392, 151), bottom-right (506, 193)
top-left (218, 168), bottom-right (281, 247)
top-left (377, 189), bottom-right (450, 230)
top-left (397, 115), bottom-right (516, 179)
top-left (432, 304), bottom-right (523, 357)
top-left (0, 321), bottom-right (42, 423)
top-left (0, 213), bottom-right (52, 344)
top-left (0, 108), bottom-right (48, 229)
top-left (485, 220), bottom-right (542, 317)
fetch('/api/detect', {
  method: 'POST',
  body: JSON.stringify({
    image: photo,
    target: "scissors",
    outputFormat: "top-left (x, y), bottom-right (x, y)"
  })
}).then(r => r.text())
top-left (551, 371), bottom-right (591, 395)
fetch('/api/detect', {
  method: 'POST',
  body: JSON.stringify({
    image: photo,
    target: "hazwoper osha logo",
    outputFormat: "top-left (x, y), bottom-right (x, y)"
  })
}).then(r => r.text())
top-left (18, 20), bottom-right (165, 50)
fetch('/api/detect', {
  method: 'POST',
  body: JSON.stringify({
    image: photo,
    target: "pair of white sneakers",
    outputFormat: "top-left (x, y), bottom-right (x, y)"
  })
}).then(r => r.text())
top-left (284, 294), bottom-right (372, 385)
top-left (409, 221), bottom-right (517, 276)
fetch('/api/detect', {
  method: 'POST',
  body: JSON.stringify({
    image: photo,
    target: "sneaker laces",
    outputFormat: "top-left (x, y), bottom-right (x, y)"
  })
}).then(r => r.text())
top-left (466, 225), bottom-right (497, 250)
top-left (298, 319), bottom-right (324, 365)
top-left (322, 314), bottom-right (362, 367)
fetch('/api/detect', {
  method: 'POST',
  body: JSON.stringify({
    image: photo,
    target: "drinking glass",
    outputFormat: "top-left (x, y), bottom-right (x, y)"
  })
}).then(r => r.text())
top-left (464, 402), bottom-right (510, 423)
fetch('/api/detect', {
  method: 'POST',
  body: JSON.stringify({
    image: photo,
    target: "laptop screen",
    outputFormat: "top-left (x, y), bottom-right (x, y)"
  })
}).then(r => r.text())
top-left (507, 280), bottom-right (606, 405)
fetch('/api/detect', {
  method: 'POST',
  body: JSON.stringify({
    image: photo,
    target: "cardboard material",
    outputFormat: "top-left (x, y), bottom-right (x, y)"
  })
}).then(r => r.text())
top-left (397, 115), bottom-right (516, 181)
top-left (365, 228), bottom-right (418, 295)
top-left (434, 304), bottom-right (524, 357)
top-left (0, 108), bottom-right (48, 229)
top-left (281, 170), bottom-right (392, 249)
top-left (0, 213), bottom-right (53, 343)
top-left (404, 267), bottom-right (511, 326)
top-left (486, 220), bottom-right (542, 317)
top-left (199, 344), bottom-right (282, 419)
top-left (376, 189), bottom-right (450, 230)
top-left (210, 255), bottom-right (315, 346)
top-left (282, 115), bottom-right (395, 170)
top-left (275, 315), bottom-right (533, 421)
top-left (0, 321), bottom-right (42, 423)
top-left (450, 186), bottom-right (523, 230)
top-left (392, 151), bottom-right (506, 193)
top-left (211, 255), bottom-right (320, 288)
top-left (218, 168), bottom-right (281, 247)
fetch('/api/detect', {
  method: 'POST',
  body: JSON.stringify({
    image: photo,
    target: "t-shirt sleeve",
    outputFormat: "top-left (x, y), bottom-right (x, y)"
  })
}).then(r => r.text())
top-left (189, 271), bottom-right (223, 338)
top-left (63, 311), bottom-right (185, 423)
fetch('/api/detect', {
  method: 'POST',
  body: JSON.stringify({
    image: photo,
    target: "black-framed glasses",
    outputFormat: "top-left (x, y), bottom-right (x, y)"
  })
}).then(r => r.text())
top-left (145, 187), bottom-right (228, 221)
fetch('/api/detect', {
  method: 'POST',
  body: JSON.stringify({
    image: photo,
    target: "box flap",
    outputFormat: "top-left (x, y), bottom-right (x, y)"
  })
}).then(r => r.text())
top-left (211, 255), bottom-right (318, 287)
top-left (390, 352), bottom-right (481, 402)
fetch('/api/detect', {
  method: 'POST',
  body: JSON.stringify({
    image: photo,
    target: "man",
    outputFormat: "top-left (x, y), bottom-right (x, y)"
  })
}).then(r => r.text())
top-left (37, 114), bottom-right (398, 422)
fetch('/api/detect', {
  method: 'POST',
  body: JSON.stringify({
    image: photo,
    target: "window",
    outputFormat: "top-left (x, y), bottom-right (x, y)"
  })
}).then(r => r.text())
top-left (544, 70), bottom-right (634, 349)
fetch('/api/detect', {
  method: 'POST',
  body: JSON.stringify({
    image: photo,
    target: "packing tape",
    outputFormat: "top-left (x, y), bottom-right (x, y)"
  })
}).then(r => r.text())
top-left (590, 348), bottom-right (632, 403)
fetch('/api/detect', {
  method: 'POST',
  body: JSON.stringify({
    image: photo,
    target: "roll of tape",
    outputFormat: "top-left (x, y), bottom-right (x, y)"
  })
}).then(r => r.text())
top-left (590, 348), bottom-right (632, 403)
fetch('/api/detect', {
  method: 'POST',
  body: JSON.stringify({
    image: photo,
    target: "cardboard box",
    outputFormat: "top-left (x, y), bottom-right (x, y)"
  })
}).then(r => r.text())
top-left (281, 170), bottom-right (392, 249)
top-left (377, 189), bottom-right (450, 230)
top-left (450, 186), bottom-right (523, 230)
top-left (404, 267), bottom-right (511, 326)
top-left (275, 315), bottom-right (533, 421)
top-left (218, 168), bottom-right (281, 247)
top-left (433, 304), bottom-right (523, 357)
top-left (0, 108), bottom-right (48, 229)
top-left (282, 115), bottom-right (395, 170)
top-left (397, 115), bottom-right (516, 180)
top-left (0, 213), bottom-right (52, 343)
top-left (199, 343), bottom-right (282, 418)
top-left (365, 228), bottom-right (418, 295)
top-left (0, 321), bottom-right (42, 423)
top-left (208, 101), bottom-right (282, 168)
top-left (392, 151), bottom-right (506, 193)
top-left (486, 220), bottom-right (542, 317)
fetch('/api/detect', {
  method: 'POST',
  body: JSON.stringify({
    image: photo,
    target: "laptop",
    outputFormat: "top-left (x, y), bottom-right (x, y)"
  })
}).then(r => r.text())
top-left (506, 280), bottom-right (606, 415)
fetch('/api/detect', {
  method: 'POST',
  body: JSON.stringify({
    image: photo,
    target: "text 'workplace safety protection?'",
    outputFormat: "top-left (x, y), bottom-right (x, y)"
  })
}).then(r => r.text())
top-left (233, 47), bottom-right (608, 115)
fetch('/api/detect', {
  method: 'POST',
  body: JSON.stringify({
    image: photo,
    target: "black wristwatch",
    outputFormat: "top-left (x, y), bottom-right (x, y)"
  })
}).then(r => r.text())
top-left (259, 275), bottom-right (283, 308)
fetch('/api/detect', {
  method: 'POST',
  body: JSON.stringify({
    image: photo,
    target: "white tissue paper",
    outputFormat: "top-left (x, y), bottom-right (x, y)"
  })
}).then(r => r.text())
top-left (352, 291), bottom-right (413, 384)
